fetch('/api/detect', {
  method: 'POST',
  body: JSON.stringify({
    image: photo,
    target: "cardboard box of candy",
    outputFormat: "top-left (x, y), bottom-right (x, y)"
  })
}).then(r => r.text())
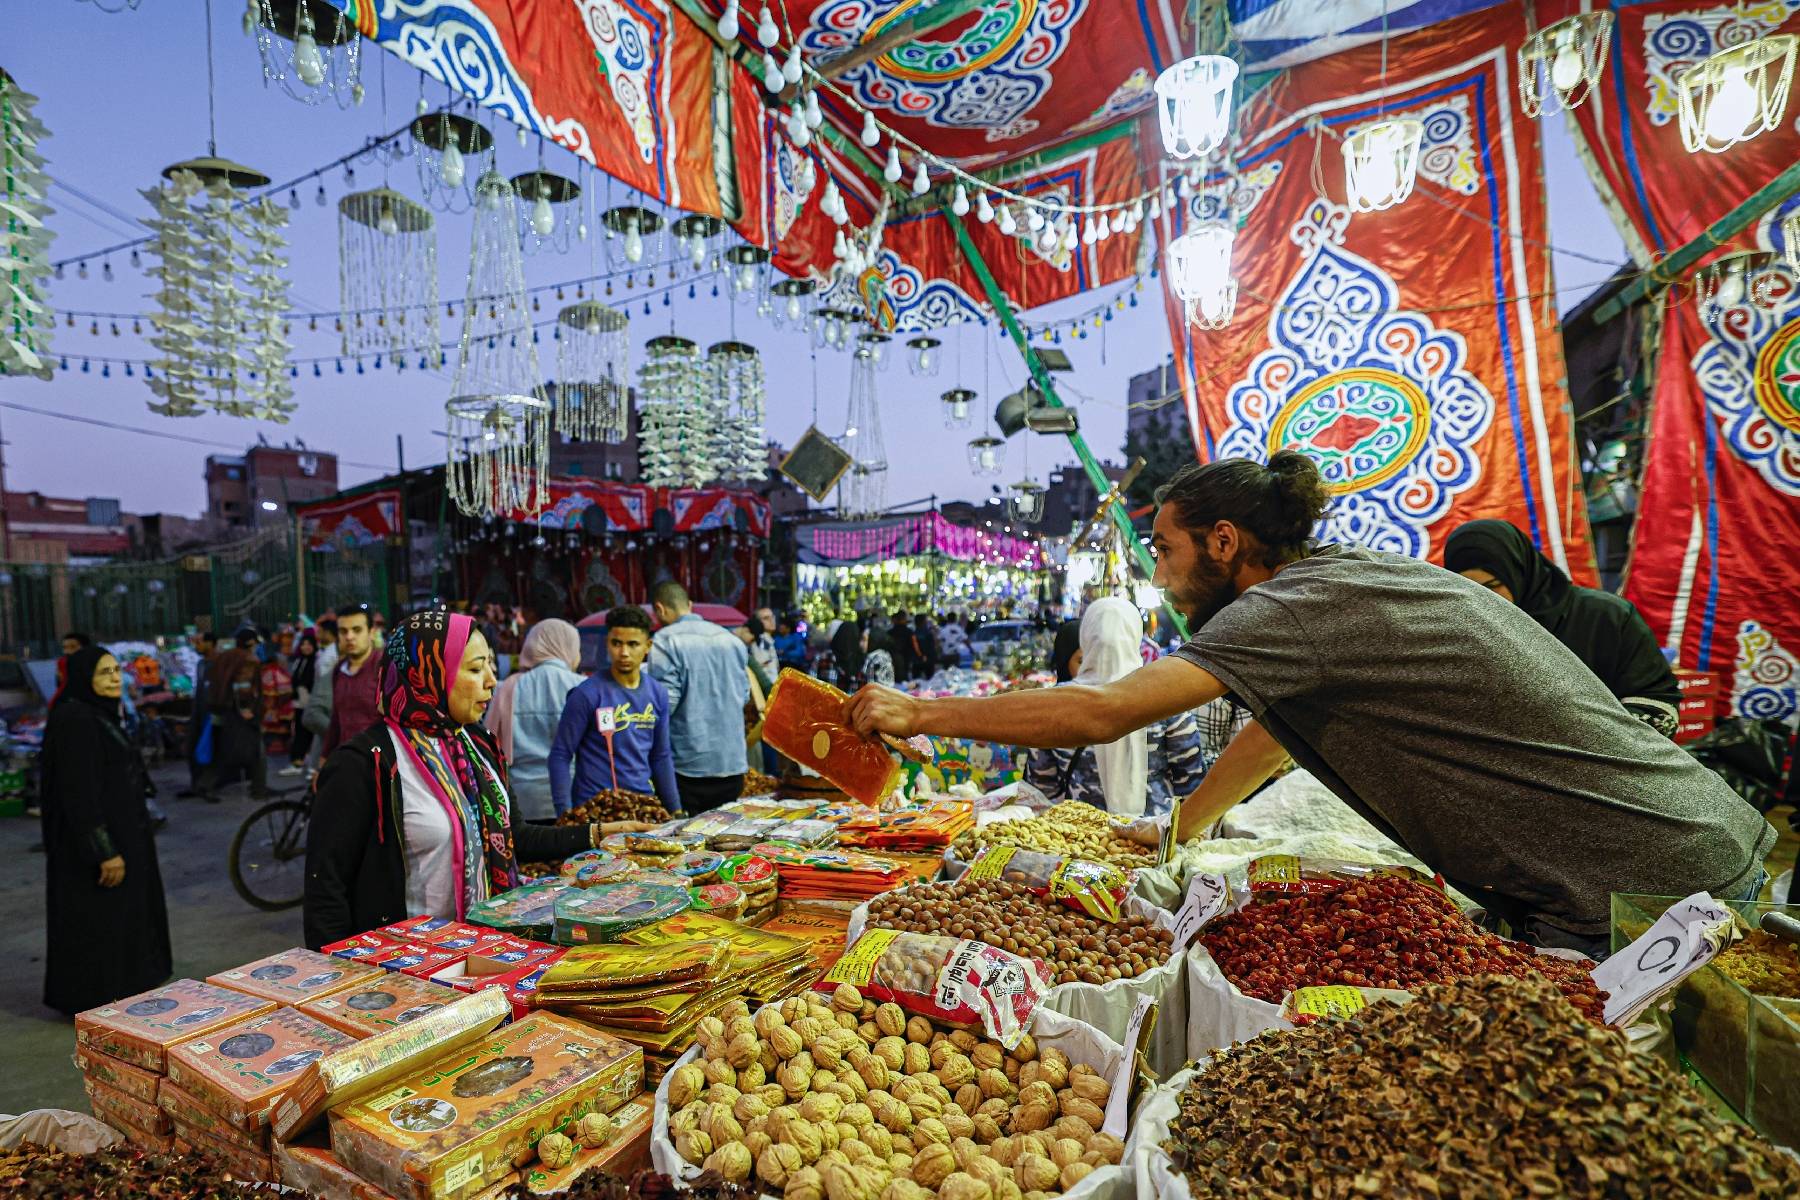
top-left (209, 948), bottom-right (383, 1006)
top-left (381, 917), bottom-right (504, 951)
top-left (172, 1118), bottom-right (278, 1182)
top-left (275, 1138), bottom-right (394, 1200)
top-left (323, 932), bottom-right (403, 963)
top-left (165, 1005), bottom-right (357, 1130)
top-left (86, 1079), bottom-right (170, 1135)
top-left (329, 1013), bottom-right (643, 1200)
top-left (72, 1045), bottom-right (161, 1104)
top-left (301, 973), bottom-right (463, 1039)
top-left (366, 941), bottom-right (470, 980)
top-left (76, 980), bottom-right (277, 1071)
top-left (155, 1078), bottom-right (270, 1150)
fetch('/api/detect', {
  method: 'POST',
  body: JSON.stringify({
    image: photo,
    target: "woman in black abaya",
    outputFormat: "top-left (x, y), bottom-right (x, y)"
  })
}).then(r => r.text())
top-left (41, 646), bottom-right (172, 1014)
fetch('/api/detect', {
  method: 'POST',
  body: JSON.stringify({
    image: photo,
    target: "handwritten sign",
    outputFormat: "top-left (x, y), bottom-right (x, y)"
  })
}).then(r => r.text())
top-left (1591, 892), bottom-right (1737, 1027)
top-left (1103, 992), bottom-right (1155, 1138)
top-left (1170, 872), bottom-right (1229, 949)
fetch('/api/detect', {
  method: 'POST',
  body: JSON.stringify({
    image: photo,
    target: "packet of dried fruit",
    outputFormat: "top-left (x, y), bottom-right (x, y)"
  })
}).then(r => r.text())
top-left (819, 929), bottom-right (1052, 1049)
top-left (962, 845), bottom-right (1131, 922)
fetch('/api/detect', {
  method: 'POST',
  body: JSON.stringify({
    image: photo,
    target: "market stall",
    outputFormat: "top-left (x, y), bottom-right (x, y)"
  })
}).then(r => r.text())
top-left (794, 515), bottom-right (1051, 629)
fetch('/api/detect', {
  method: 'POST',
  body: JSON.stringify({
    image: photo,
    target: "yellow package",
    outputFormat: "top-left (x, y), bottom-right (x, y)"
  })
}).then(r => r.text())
top-left (535, 942), bottom-right (725, 996)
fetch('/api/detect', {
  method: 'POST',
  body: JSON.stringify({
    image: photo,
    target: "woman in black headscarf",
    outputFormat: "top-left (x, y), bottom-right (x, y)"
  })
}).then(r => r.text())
top-left (830, 614), bottom-right (866, 689)
top-left (1445, 519), bottom-right (1682, 736)
top-left (1049, 619), bottom-right (1083, 683)
top-left (41, 646), bottom-right (172, 1014)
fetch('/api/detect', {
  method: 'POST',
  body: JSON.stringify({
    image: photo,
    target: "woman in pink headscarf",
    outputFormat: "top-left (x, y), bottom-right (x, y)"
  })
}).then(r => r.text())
top-left (484, 618), bottom-right (584, 823)
top-left (303, 610), bottom-right (645, 949)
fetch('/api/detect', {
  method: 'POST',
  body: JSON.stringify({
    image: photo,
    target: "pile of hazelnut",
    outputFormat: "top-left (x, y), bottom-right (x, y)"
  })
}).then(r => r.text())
top-left (950, 804), bottom-right (1154, 870)
top-left (666, 986), bottom-right (1123, 1200)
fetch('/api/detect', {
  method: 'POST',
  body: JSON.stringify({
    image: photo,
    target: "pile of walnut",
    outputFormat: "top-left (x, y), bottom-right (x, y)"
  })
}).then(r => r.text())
top-left (666, 985), bottom-right (1122, 1200)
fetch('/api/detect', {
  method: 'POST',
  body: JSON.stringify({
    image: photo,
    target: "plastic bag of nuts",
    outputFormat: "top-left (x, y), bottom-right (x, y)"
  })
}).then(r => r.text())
top-left (816, 932), bottom-right (1053, 1052)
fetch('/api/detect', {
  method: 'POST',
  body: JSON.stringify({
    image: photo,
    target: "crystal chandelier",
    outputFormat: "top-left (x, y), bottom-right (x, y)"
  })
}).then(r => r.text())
top-left (1677, 34), bottom-right (1798, 154)
top-left (555, 301), bottom-right (630, 444)
top-left (906, 335), bottom-right (941, 377)
top-left (769, 277), bottom-right (816, 327)
top-left (249, 0), bottom-right (364, 108)
top-left (942, 388), bottom-right (976, 429)
top-left (412, 110), bottom-right (494, 213)
top-left (839, 344), bottom-right (888, 518)
top-left (1518, 11), bottom-right (1613, 117)
top-left (1154, 55), bottom-right (1238, 159)
top-left (637, 335), bottom-right (710, 487)
top-left (857, 330), bottom-right (891, 370)
top-left (0, 69), bottom-right (55, 380)
top-left (1166, 221), bottom-right (1237, 329)
top-left (813, 306), bottom-right (857, 351)
top-left (709, 340), bottom-right (767, 483)
top-left (445, 170), bottom-right (549, 517)
top-left (1342, 118), bottom-right (1424, 212)
top-left (512, 170), bottom-right (581, 255)
top-left (602, 206), bottom-right (663, 268)
top-left (672, 215), bottom-right (723, 271)
top-left (1694, 250), bottom-right (1785, 322)
top-left (725, 244), bottom-right (771, 300)
top-left (337, 187), bottom-right (440, 362)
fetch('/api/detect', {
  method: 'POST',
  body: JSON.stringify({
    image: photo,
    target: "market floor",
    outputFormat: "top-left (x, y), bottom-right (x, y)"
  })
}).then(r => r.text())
top-left (0, 759), bottom-right (305, 1118)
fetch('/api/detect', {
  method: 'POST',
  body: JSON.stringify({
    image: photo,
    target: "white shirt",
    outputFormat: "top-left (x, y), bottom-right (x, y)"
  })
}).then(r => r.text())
top-left (395, 743), bottom-right (462, 918)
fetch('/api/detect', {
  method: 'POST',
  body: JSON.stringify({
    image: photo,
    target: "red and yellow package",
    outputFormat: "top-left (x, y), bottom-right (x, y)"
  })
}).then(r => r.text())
top-left (166, 1005), bottom-right (358, 1130)
top-left (819, 930), bottom-right (1051, 1050)
top-left (172, 1119), bottom-right (278, 1182)
top-left (761, 671), bottom-right (901, 804)
top-left (76, 980), bottom-right (277, 1071)
top-left (299, 973), bottom-right (463, 1039)
top-left (963, 845), bottom-right (1131, 922)
top-left (208, 948), bottom-right (383, 1006)
top-left (323, 931), bottom-right (403, 963)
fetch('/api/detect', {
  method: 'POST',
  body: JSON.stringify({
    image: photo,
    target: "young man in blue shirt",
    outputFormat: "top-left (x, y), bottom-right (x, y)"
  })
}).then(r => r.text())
top-left (547, 606), bottom-right (681, 816)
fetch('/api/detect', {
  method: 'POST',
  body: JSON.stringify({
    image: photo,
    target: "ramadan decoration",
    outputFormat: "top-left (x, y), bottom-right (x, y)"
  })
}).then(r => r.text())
top-left (249, 0), bottom-right (364, 108)
top-left (1342, 117), bottom-right (1424, 212)
top-left (1518, 11), bottom-right (1612, 117)
top-left (143, 156), bottom-right (295, 420)
top-left (708, 339), bottom-right (766, 482)
top-left (0, 69), bottom-right (54, 380)
top-left (1167, 220), bottom-right (1237, 329)
top-left (445, 170), bottom-right (548, 517)
top-left (513, 169), bottom-right (580, 254)
top-left (1677, 33), bottom-right (1797, 154)
top-left (838, 341), bottom-right (888, 518)
top-left (412, 110), bottom-right (494, 213)
top-left (336, 187), bottom-right (439, 361)
top-left (637, 334), bottom-right (710, 487)
top-left (555, 300), bottom-right (630, 444)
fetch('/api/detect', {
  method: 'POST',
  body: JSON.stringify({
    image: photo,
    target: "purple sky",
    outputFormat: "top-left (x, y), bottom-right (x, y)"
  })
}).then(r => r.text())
top-left (1, 1), bottom-right (1627, 518)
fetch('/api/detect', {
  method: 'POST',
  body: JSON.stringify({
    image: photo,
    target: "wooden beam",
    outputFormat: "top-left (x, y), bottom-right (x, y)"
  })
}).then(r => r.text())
top-left (777, 0), bottom-right (990, 105)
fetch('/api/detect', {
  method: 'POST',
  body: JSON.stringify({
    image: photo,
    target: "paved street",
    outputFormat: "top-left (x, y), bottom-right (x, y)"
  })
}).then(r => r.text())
top-left (0, 759), bottom-right (306, 1117)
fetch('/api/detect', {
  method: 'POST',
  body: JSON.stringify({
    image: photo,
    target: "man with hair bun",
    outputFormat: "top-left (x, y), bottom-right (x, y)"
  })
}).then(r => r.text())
top-left (849, 451), bottom-right (1775, 957)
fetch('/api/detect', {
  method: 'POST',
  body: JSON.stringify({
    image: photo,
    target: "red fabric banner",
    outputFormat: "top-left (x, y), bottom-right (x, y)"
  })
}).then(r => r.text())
top-left (295, 488), bottom-right (401, 551)
top-left (1151, 6), bottom-right (1594, 578)
top-left (497, 478), bottom-right (772, 537)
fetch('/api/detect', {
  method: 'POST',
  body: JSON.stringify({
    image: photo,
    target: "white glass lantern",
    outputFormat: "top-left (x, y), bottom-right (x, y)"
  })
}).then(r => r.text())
top-left (906, 335), bottom-right (941, 377)
top-left (942, 387), bottom-right (975, 429)
top-left (1783, 210), bottom-right (1800, 278)
top-left (1342, 118), bottom-right (1425, 212)
top-left (1519, 11), bottom-right (1613, 117)
top-left (1165, 221), bottom-right (1237, 329)
top-left (967, 434), bottom-right (1005, 477)
top-left (1154, 55), bottom-right (1238, 160)
top-left (1007, 480), bottom-right (1046, 524)
top-left (1677, 35), bottom-right (1798, 154)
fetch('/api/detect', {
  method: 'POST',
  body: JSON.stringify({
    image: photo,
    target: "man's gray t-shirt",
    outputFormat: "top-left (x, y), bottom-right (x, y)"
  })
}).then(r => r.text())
top-left (1171, 545), bottom-right (1775, 936)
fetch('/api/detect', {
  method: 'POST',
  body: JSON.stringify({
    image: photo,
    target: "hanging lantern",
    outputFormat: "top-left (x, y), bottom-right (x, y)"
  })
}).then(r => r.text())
top-left (671, 214), bottom-right (724, 272)
top-left (637, 335), bottom-right (710, 487)
top-left (445, 170), bottom-right (550, 517)
top-left (857, 330), bottom-right (890, 369)
top-left (1165, 221), bottom-right (1237, 329)
top-left (1518, 11), bottom-right (1613, 117)
top-left (512, 170), bottom-right (580, 254)
top-left (1153, 55), bottom-right (1238, 160)
top-left (251, 0), bottom-right (363, 108)
top-left (1007, 480), bottom-right (1046, 524)
top-left (814, 306), bottom-right (857, 351)
top-left (839, 343), bottom-right (888, 518)
top-left (1783, 210), bottom-right (1800, 278)
top-left (906, 335), bottom-right (941, 377)
top-left (337, 188), bottom-right (439, 361)
top-left (725, 243), bottom-right (772, 297)
top-left (1677, 34), bottom-right (1798, 154)
top-left (941, 387), bottom-right (975, 429)
top-left (601, 205), bottom-right (664, 268)
top-left (555, 300), bottom-right (630, 444)
top-left (0, 69), bottom-right (55, 380)
top-left (967, 434), bottom-right (1005, 477)
top-left (1342, 118), bottom-right (1425, 212)
top-left (708, 340), bottom-right (767, 482)
top-left (770, 276), bottom-right (817, 327)
top-left (1694, 250), bottom-right (1786, 323)
top-left (412, 111), bottom-right (494, 212)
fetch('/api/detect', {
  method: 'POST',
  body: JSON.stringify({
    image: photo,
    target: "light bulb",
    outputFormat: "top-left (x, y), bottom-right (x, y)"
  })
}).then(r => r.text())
top-left (999, 207), bottom-right (1017, 235)
top-left (783, 45), bottom-right (803, 85)
top-left (737, 263), bottom-right (757, 291)
top-left (1060, 222), bottom-right (1078, 250)
top-left (979, 446), bottom-right (996, 470)
top-left (1704, 67), bottom-right (1759, 144)
top-left (377, 199), bottom-right (399, 236)
top-left (976, 193), bottom-right (994, 223)
top-left (806, 90), bottom-right (822, 128)
top-left (756, 4), bottom-right (778, 47)
top-left (690, 239), bottom-right (708, 268)
top-left (884, 145), bottom-right (902, 183)
top-left (624, 220), bottom-right (644, 263)
top-left (440, 143), bottom-right (465, 187)
top-left (833, 229), bottom-right (848, 259)
top-left (951, 184), bottom-right (970, 216)
top-left (861, 110), bottom-right (880, 147)
top-left (912, 158), bottom-right (930, 195)
top-left (786, 294), bottom-right (802, 320)
top-left (718, 0), bottom-right (740, 41)
top-left (586, 317), bottom-right (603, 335)
top-left (1082, 221), bottom-right (1097, 245)
top-left (288, 188), bottom-right (301, 210)
top-left (917, 347), bottom-right (933, 372)
top-left (294, 32), bottom-right (326, 86)
top-left (530, 194), bottom-right (556, 236)
top-left (1038, 226), bottom-right (1058, 252)
top-left (1026, 208), bottom-right (1045, 232)
top-left (1550, 35), bottom-right (1584, 93)
top-left (762, 52), bottom-right (783, 91)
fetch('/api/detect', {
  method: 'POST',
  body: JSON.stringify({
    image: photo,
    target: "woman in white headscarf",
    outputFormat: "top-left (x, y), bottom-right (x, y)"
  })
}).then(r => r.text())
top-left (1025, 598), bottom-right (1209, 816)
top-left (484, 618), bottom-right (584, 823)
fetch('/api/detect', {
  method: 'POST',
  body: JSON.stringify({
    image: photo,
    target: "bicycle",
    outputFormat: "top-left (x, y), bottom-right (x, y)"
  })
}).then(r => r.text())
top-left (229, 787), bottom-right (310, 911)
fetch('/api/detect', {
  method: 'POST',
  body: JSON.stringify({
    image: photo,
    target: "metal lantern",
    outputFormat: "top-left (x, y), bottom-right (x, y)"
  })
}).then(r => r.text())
top-left (637, 335), bottom-right (710, 487)
top-left (839, 343), bottom-right (888, 518)
top-left (942, 387), bottom-right (976, 429)
top-left (1166, 221), bottom-right (1237, 329)
top-left (1518, 11), bottom-right (1613, 117)
top-left (1008, 480), bottom-right (1046, 524)
top-left (337, 187), bottom-right (439, 361)
top-left (770, 276), bottom-right (817, 328)
top-left (1342, 118), bottom-right (1425, 213)
top-left (601, 205), bottom-right (664, 269)
top-left (512, 170), bottom-right (581, 254)
top-left (1677, 34), bottom-right (1798, 155)
top-left (412, 111), bottom-right (494, 213)
top-left (814, 306), bottom-right (857, 351)
top-left (906, 335), bottom-right (941, 377)
top-left (967, 434), bottom-right (1005, 477)
top-left (445, 170), bottom-right (549, 517)
top-left (555, 301), bottom-right (630, 444)
top-left (1154, 55), bottom-right (1238, 160)
top-left (672, 214), bottom-right (724, 271)
top-left (709, 340), bottom-right (767, 482)
top-left (250, 0), bottom-right (364, 108)
top-left (0, 69), bottom-right (54, 380)
top-left (725, 244), bottom-right (772, 300)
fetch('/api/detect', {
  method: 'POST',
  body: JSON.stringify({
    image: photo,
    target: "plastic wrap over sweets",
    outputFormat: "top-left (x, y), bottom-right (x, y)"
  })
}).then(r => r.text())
top-left (820, 929), bottom-right (1052, 1049)
top-left (762, 669), bottom-right (918, 803)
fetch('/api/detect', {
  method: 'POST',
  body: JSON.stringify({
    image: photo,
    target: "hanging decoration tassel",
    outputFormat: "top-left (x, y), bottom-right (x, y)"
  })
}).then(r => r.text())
top-left (637, 335), bottom-right (710, 487)
top-left (708, 340), bottom-right (766, 482)
top-left (337, 187), bottom-right (440, 362)
top-left (554, 300), bottom-right (630, 443)
top-left (839, 340), bottom-right (887, 518)
top-left (0, 70), bottom-right (55, 379)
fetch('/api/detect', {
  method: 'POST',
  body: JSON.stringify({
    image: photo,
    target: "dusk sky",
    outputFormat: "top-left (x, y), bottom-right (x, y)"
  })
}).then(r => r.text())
top-left (2, 2), bottom-right (1628, 519)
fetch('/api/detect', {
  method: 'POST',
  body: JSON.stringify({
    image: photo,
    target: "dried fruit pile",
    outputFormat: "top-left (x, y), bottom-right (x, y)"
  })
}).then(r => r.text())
top-left (0, 1142), bottom-right (293, 1198)
top-left (1713, 928), bottom-right (1800, 996)
top-left (864, 879), bottom-right (1172, 986)
top-left (743, 769), bottom-right (781, 796)
top-left (560, 787), bottom-right (672, 825)
top-left (666, 986), bottom-right (1123, 1200)
top-left (1199, 874), bottom-right (1608, 1023)
top-left (1163, 975), bottom-right (1800, 1198)
top-left (951, 803), bottom-right (1154, 869)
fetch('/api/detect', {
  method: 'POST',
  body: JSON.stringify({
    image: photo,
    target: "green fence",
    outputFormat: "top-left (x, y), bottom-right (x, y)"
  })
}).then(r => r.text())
top-left (304, 541), bottom-right (391, 620)
top-left (207, 526), bottom-right (299, 635)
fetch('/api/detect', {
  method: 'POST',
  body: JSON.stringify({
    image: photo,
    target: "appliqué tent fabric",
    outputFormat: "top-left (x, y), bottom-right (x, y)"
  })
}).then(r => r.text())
top-left (294, 488), bottom-right (402, 551)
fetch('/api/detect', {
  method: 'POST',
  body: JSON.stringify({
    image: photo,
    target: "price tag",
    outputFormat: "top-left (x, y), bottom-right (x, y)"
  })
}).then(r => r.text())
top-left (1158, 813), bottom-right (1179, 866)
top-left (1102, 992), bottom-right (1155, 1138)
top-left (595, 707), bottom-right (617, 734)
top-left (1592, 891), bottom-right (1737, 1027)
top-left (963, 846), bottom-right (1016, 884)
top-left (1169, 872), bottom-right (1228, 949)
top-left (1289, 986), bottom-right (1366, 1018)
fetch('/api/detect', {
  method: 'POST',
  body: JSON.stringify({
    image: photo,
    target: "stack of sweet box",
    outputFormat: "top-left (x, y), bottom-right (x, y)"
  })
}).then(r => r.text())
top-left (322, 915), bottom-right (569, 1019)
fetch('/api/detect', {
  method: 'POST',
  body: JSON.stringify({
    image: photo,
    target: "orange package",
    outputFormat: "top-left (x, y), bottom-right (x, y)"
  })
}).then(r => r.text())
top-left (166, 1006), bottom-right (359, 1130)
top-left (274, 1138), bottom-right (394, 1200)
top-left (76, 980), bottom-right (278, 1071)
top-left (73, 1046), bottom-right (162, 1104)
top-left (172, 1119), bottom-right (278, 1183)
top-left (155, 1078), bottom-right (270, 1151)
top-left (208, 948), bottom-right (384, 1006)
top-left (86, 1079), bottom-right (170, 1136)
top-left (761, 671), bottom-right (900, 804)
top-left (300, 973), bottom-right (463, 1039)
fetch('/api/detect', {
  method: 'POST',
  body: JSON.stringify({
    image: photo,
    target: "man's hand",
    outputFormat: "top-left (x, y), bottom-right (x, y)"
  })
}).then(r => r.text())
top-left (846, 684), bottom-right (921, 739)
top-left (98, 856), bottom-right (126, 888)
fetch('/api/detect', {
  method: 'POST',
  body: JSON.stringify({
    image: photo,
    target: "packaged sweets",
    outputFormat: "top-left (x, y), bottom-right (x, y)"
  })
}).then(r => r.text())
top-left (687, 882), bottom-right (746, 920)
top-left (86, 1079), bottom-right (169, 1135)
top-left (707, 817), bottom-right (786, 852)
top-left (300, 973), bottom-right (463, 1039)
top-left (559, 850), bottom-right (615, 882)
top-left (379, 917), bottom-right (505, 952)
top-left (765, 818), bottom-right (836, 848)
top-left (271, 988), bottom-right (512, 1142)
top-left (572, 856), bottom-right (641, 888)
top-left (208, 948), bottom-right (383, 1006)
top-left (76, 979), bottom-right (278, 1071)
top-left (819, 929), bottom-right (1052, 1049)
top-left (668, 810), bottom-right (742, 842)
top-left (274, 1138), bottom-right (394, 1200)
top-left (963, 844), bottom-right (1133, 921)
top-left (469, 882), bottom-right (572, 941)
top-left (553, 882), bottom-right (691, 945)
top-left (720, 854), bottom-right (777, 896)
top-left (155, 1078), bottom-right (270, 1150)
top-left (171, 1118), bottom-right (278, 1182)
top-left (666, 850), bottom-right (726, 883)
top-left (72, 1045), bottom-right (161, 1104)
top-left (600, 829), bottom-right (705, 861)
top-left (166, 1005), bottom-right (358, 1130)
top-left (328, 1013), bottom-right (644, 1200)
top-left (536, 942), bottom-right (726, 997)
top-left (623, 870), bottom-right (691, 890)
top-left (323, 931), bottom-right (402, 962)
top-left (761, 670), bottom-right (901, 804)
top-left (363, 941), bottom-right (468, 980)
top-left (517, 1098), bottom-right (653, 1193)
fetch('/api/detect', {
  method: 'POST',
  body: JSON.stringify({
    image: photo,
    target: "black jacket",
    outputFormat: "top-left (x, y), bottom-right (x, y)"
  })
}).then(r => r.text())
top-left (303, 722), bottom-right (590, 949)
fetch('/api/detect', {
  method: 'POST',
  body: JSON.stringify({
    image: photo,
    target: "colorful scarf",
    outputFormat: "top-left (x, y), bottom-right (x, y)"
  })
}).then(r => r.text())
top-left (379, 611), bottom-right (521, 916)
